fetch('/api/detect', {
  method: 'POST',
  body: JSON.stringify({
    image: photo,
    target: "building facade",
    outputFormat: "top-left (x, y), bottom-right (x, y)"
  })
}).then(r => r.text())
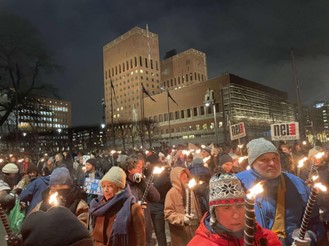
top-left (144, 73), bottom-right (296, 145)
top-left (103, 27), bottom-right (161, 123)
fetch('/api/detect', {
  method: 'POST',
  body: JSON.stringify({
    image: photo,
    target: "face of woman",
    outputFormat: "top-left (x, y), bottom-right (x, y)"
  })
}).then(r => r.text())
top-left (215, 204), bottom-right (245, 232)
top-left (101, 181), bottom-right (120, 200)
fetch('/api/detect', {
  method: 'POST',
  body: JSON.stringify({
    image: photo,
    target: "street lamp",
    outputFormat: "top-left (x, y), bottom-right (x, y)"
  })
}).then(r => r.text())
top-left (204, 88), bottom-right (219, 145)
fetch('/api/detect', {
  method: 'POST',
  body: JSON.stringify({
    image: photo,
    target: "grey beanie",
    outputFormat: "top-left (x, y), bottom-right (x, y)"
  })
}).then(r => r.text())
top-left (218, 154), bottom-right (233, 166)
top-left (247, 138), bottom-right (278, 165)
top-left (49, 167), bottom-right (72, 186)
top-left (101, 166), bottom-right (126, 189)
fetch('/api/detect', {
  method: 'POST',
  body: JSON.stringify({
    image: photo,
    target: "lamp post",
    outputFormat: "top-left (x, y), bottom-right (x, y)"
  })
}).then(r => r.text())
top-left (204, 88), bottom-right (219, 145)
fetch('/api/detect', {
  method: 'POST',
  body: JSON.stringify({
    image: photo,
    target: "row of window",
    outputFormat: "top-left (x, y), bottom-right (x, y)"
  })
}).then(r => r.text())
top-left (162, 72), bottom-right (205, 88)
top-left (105, 56), bottom-right (159, 79)
top-left (150, 103), bottom-right (220, 122)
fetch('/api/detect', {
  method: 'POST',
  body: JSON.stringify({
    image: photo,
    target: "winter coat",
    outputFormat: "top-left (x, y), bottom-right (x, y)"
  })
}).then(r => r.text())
top-left (90, 185), bottom-right (145, 246)
top-left (19, 175), bottom-right (50, 215)
top-left (31, 186), bottom-right (89, 227)
top-left (164, 167), bottom-right (202, 246)
top-left (127, 176), bottom-right (160, 244)
top-left (236, 168), bottom-right (326, 245)
top-left (188, 213), bottom-right (282, 246)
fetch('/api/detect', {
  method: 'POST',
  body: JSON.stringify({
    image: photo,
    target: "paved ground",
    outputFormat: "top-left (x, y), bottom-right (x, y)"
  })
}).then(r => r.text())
top-left (151, 221), bottom-right (172, 246)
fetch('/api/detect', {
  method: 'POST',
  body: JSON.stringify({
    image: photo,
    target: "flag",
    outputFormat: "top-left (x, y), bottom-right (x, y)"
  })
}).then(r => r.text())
top-left (168, 91), bottom-right (178, 105)
top-left (142, 83), bottom-right (156, 102)
top-left (110, 79), bottom-right (118, 103)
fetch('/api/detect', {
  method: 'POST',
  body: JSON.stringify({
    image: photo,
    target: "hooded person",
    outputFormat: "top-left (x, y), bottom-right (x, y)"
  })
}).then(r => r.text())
top-left (164, 166), bottom-right (202, 246)
top-left (18, 206), bottom-right (93, 246)
top-left (89, 166), bottom-right (146, 246)
top-left (30, 167), bottom-right (89, 227)
top-left (188, 173), bottom-right (282, 246)
top-left (235, 138), bottom-right (327, 246)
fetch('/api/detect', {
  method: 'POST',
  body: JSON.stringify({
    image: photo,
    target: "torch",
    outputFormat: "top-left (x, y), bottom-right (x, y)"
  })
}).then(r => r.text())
top-left (297, 178), bottom-right (327, 241)
top-left (0, 203), bottom-right (12, 238)
top-left (297, 157), bottom-right (308, 177)
top-left (186, 178), bottom-right (197, 215)
top-left (140, 166), bottom-right (165, 204)
top-left (244, 182), bottom-right (264, 246)
top-left (49, 192), bottom-right (59, 206)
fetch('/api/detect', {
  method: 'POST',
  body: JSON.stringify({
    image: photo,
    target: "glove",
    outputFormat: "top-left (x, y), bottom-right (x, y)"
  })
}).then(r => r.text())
top-left (184, 214), bottom-right (194, 225)
top-left (7, 234), bottom-right (22, 246)
top-left (292, 229), bottom-right (313, 246)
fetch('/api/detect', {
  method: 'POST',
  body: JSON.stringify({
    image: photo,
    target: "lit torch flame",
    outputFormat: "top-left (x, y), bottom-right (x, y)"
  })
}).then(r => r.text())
top-left (246, 182), bottom-right (264, 200)
top-left (315, 152), bottom-right (325, 159)
top-left (238, 156), bottom-right (248, 163)
top-left (153, 166), bottom-right (165, 174)
top-left (312, 175), bottom-right (319, 181)
top-left (0, 159), bottom-right (3, 163)
top-left (188, 178), bottom-right (197, 189)
top-left (314, 183), bottom-right (327, 192)
top-left (182, 150), bottom-right (190, 155)
top-left (49, 192), bottom-right (59, 206)
top-left (298, 157), bottom-right (308, 168)
top-left (238, 144), bottom-right (244, 149)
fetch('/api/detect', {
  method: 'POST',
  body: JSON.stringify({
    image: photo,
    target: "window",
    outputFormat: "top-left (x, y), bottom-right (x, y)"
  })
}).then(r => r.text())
top-left (145, 58), bottom-right (148, 68)
top-left (193, 107), bottom-right (198, 116)
top-left (187, 109), bottom-right (191, 117)
top-left (139, 56), bottom-right (143, 66)
top-left (200, 106), bottom-right (205, 115)
top-left (175, 111), bottom-right (179, 119)
top-left (134, 57), bottom-right (137, 67)
top-left (181, 110), bottom-right (185, 119)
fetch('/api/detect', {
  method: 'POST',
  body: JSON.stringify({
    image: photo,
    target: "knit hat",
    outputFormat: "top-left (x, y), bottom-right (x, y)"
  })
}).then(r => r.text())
top-left (218, 154), bottom-right (233, 166)
top-left (20, 206), bottom-right (93, 246)
top-left (101, 166), bottom-right (126, 189)
top-left (2, 163), bottom-right (19, 174)
top-left (247, 138), bottom-right (278, 165)
top-left (308, 146), bottom-right (324, 159)
top-left (85, 158), bottom-right (97, 167)
top-left (209, 173), bottom-right (245, 207)
top-left (49, 167), bottom-right (72, 186)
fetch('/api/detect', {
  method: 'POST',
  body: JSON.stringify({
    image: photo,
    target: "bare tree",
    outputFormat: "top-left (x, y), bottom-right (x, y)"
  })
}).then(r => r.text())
top-left (0, 13), bottom-right (59, 127)
top-left (144, 118), bottom-right (158, 148)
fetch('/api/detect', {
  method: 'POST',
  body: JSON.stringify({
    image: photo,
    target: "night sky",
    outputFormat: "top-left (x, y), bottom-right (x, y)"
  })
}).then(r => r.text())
top-left (2, 0), bottom-right (329, 126)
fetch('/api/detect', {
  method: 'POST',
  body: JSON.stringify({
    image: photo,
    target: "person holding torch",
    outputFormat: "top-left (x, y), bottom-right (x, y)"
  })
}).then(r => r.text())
top-left (188, 173), bottom-right (281, 245)
top-left (164, 166), bottom-right (202, 246)
top-left (236, 138), bottom-right (327, 246)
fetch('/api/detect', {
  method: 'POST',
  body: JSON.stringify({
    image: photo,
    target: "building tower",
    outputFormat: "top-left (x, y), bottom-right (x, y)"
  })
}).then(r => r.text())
top-left (103, 27), bottom-right (161, 124)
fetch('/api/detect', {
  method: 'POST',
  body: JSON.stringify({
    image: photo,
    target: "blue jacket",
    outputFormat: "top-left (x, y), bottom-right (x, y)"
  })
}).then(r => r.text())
top-left (236, 169), bottom-right (325, 245)
top-left (19, 176), bottom-right (50, 215)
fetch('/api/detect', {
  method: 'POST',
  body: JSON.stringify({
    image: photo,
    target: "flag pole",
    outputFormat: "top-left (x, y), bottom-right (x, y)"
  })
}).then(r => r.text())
top-left (110, 78), bottom-right (115, 147)
top-left (167, 89), bottom-right (172, 146)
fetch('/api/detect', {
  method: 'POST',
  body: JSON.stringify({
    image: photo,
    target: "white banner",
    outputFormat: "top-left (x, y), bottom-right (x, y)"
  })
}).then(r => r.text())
top-left (271, 122), bottom-right (300, 141)
top-left (230, 122), bottom-right (246, 141)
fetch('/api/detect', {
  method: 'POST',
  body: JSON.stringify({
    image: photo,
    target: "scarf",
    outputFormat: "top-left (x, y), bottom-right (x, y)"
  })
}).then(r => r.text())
top-left (90, 185), bottom-right (135, 246)
top-left (271, 174), bottom-right (286, 239)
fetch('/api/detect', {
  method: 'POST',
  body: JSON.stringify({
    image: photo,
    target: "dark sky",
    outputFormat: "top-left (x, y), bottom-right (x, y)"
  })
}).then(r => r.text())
top-left (2, 0), bottom-right (329, 126)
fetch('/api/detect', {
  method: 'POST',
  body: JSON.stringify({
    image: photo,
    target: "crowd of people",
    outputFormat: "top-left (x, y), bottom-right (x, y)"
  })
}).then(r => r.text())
top-left (0, 138), bottom-right (328, 245)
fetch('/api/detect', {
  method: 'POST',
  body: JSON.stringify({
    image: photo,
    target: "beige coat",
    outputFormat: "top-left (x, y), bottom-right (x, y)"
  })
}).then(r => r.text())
top-left (164, 167), bottom-right (202, 246)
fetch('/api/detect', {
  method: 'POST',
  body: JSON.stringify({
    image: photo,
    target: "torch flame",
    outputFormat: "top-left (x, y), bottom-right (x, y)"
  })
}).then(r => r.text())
top-left (188, 178), bottom-right (197, 189)
top-left (298, 157), bottom-right (308, 168)
top-left (153, 166), bottom-right (165, 174)
top-left (314, 183), bottom-right (327, 192)
top-left (312, 175), bottom-right (319, 181)
top-left (246, 182), bottom-right (264, 199)
top-left (315, 152), bottom-right (325, 159)
top-left (195, 149), bottom-right (201, 154)
top-left (238, 156), bottom-right (248, 163)
top-left (182, 150), bottom-right (190, 155)
top-left (49, 192), bottom-right (59, 206)
top-left (238, 144), bottom-right (244, 149)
